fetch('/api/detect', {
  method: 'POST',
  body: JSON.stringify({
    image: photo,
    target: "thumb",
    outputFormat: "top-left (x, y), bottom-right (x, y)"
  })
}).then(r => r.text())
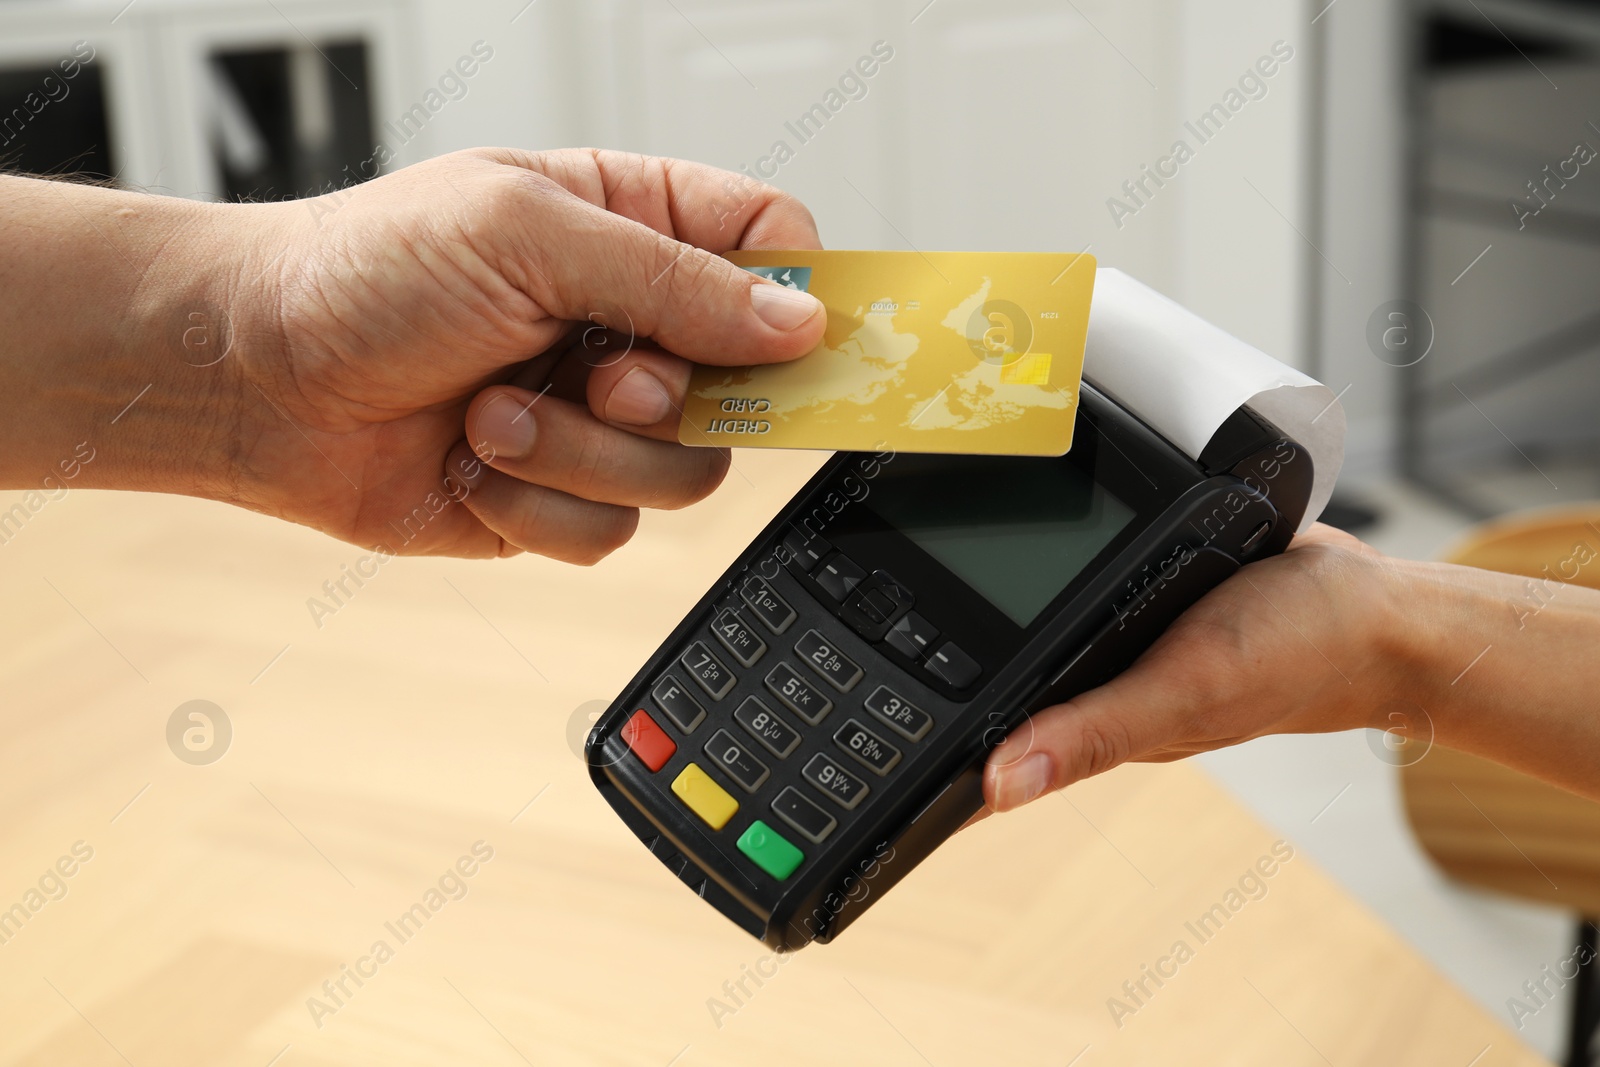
top-left (982, 673), bottom-right (1171, 812)
top-left (509, 185), bottom-right (826, 367)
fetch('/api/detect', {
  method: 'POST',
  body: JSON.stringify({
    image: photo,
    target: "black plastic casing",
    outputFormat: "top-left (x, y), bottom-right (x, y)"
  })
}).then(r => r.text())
top-left (585, 378), bottom-right (1314, 950)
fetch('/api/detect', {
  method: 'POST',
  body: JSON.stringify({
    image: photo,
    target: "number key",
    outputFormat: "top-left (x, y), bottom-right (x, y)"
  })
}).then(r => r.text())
top-left (733, 696), bottom-right (800, 759)
top-left (802, 753), bottom-right (869, 810)
top-left (740, 576), bottom-right (796, 634)
top-left (863, 685), bottom-right (931, 742)
top-left (834, 719), bottom-right (901, 776)
top-left (680, 641), bottom-right (735, 700)
top-left (703, 729), bottom-right (770, 793)
top-left (794, 629), bottom-right (863, 693)
top-left (711, 609), bottom-right (766, 667)
top-left (764, 662), bottom-right (833, 725)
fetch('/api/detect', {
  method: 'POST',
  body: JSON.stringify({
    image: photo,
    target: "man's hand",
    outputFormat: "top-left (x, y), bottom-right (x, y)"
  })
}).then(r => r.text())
top-left (0, 149), bottom-right (824, 563)
top-left (229, 148), bottom-right (825, 561)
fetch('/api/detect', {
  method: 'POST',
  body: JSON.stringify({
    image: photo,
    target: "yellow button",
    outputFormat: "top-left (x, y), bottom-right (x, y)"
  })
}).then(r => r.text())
top-left (671, 763), bottom-right (739, 830)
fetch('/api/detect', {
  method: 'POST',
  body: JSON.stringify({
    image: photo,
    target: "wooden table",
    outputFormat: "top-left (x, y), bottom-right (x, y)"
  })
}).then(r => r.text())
top-left (0, 449), bottom-right (1548, 1066)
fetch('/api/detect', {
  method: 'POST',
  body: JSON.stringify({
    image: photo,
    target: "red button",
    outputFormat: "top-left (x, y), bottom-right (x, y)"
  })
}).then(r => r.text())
top-left (621, 710), bottom-right (676, 771)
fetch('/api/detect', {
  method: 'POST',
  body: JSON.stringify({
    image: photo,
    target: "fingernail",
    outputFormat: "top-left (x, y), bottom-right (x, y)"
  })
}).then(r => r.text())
top-left (446, 442), bottom-right (487, 489)
top-left (605, 367), bottom-right (673, 426)
top-left (996, 752), bottom-right (1054, 811)
top-left (474, 394), bottom-right (536, 460)
top-left (749, 281), bottom-right (822, 331)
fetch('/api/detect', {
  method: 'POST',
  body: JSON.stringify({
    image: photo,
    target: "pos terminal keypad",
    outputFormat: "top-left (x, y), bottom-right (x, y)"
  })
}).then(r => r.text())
top-left (615, 528), bottom-right (972, 883)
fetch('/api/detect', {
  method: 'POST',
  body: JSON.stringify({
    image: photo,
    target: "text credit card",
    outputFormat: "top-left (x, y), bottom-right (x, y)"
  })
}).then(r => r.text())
top-left (678, 250), bottom-right (1096, 456)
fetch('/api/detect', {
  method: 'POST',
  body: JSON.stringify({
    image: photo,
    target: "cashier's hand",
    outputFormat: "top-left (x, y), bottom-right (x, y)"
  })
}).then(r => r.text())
top-left (983, 523), bottom-right (1410, 812)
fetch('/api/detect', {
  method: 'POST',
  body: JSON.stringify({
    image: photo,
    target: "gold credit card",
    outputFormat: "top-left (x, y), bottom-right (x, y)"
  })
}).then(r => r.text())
top-left (678, 250), bottom-right (1096, 456)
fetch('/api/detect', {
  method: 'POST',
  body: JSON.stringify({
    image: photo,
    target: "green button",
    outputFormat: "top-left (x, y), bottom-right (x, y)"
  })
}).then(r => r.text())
top-left (736, 820), bottom-right (805, 881)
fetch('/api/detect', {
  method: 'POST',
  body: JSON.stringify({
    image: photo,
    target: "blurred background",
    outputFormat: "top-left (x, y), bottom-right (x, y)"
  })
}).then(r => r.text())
top-left (2, 0), bottom-right (1598, 1061)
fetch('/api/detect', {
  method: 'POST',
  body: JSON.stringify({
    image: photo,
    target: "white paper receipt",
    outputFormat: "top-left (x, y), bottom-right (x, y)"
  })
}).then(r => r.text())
top-left (1082, 268), bottom-right (1345, 533)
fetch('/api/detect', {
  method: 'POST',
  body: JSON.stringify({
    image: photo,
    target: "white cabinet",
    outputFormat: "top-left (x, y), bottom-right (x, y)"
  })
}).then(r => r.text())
top-left (143, 0), bottom-right (416, 199)
top-left (0, 0), bottom-right (416, 200)
top-left (572, 0), bottom-right (1309, 367)
top-left (575, 0), bottom-right (899, 247)
top-left (0, 14), bottom-right (158, 182)
top-left (575, 0), bottom-right (1187, 273)
top-left (896, 0), bottom-right (1181, 273)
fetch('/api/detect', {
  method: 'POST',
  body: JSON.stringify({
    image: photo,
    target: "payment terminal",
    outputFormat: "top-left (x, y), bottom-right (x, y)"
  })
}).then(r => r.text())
top-left (585, 378), bottom-right (1313, 950)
